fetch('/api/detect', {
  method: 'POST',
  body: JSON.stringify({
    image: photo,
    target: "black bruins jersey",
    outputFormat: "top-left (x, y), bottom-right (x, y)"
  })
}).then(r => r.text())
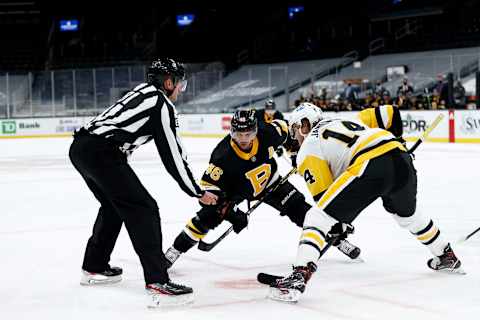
top-left (255, 109), bottom-right (284, 124)
top-left (200, 120), bottom-right (288, 201)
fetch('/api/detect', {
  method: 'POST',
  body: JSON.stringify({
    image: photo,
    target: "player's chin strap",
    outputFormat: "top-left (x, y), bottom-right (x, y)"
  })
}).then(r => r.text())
top-left (197, 167), bottom-right (297, 252)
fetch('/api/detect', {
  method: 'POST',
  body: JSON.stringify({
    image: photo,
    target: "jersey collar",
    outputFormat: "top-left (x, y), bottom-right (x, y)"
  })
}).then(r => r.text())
top-left (230, 137), bottom-right (259, 160)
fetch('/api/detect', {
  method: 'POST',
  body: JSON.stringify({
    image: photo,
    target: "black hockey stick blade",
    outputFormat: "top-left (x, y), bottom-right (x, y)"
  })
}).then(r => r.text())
top-left (461, 226), bottom-right (480, 242)
top-left (257, 273), bottom-right (283, 286)
top-left (197, 226), bottom-right (234, 251)
top-left (257, 232), bottom-right (348, 286)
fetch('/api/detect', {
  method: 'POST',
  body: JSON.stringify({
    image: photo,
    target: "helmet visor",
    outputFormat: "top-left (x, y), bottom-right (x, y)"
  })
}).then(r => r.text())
top-left (231, 127), bottom-right (257, 142)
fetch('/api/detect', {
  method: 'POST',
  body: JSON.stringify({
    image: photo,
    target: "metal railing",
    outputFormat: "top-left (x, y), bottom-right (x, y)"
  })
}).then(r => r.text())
top-left (2, 51), bottom-right (480, 118)
top-left (0, 65), bottom-right (224, 118)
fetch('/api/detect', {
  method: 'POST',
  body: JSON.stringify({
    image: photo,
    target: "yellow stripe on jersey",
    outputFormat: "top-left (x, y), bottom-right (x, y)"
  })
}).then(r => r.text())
top-left (351, 130), bottom-right (392, 159)
top-left (298, 155), bottom-right (334, 199)
top-left (230, 137), bottom-right (259, 160)
top-left (358, 105), bottom-right (395, 130)
top-left (350, 140), bottom-right (405, 168)
top-left (316, 131), bottom-right (405, 209)
top-left (317, 161), bottom-right (368, 209)
top-left (358, 108), bottom-right (378, 128)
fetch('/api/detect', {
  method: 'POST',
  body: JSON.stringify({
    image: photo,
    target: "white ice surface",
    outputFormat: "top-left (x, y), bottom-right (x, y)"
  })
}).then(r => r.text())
top-left (1, 137), bottom-right (479, 320)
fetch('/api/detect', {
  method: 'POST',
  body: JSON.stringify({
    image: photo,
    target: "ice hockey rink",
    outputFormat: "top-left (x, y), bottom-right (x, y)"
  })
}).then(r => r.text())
top-left (1, 136), bottom-right (479, 320)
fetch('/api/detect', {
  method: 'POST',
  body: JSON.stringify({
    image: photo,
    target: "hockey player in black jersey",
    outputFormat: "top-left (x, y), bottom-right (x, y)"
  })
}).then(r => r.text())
top-left (256, 99), bottom-right (289, 158)
top-left (69, 58), bottom-right (217, 307)
top-left (164, 109), bottom-right (361, 268)
top-left (255, 98), bottom-right (285, 124)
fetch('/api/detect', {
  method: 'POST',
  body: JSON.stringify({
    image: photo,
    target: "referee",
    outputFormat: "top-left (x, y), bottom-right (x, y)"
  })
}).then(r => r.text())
top-left (69, 58), bottom-right (217, 303)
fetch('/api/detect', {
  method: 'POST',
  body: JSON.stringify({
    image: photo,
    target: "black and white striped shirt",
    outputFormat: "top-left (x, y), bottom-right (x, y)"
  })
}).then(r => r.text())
top-left (83, 82), bottom-right (203, 198)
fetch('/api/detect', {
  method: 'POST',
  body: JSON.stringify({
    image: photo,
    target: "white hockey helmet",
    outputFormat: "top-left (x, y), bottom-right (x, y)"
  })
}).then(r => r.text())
top-left (288, 102), bottom-right (323, 136)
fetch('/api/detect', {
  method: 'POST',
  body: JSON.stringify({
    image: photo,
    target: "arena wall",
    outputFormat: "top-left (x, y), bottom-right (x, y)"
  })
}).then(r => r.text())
top-left (1, 110), bottom-right (479, 143)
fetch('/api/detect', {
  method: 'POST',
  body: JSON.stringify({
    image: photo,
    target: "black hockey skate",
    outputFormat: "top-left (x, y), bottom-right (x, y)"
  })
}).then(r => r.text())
top-left (427, 243), bottom-right (465, 274)
top-left (146, 281), bottom-right (194, 307)
top-left (268, 262), bottom-right (317, 303)
top-left (80, 266), bottom-right (122, 285)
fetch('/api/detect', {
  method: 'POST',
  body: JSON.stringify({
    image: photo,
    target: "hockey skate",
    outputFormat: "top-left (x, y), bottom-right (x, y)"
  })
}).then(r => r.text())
top-left (268, 262), bottom-right (317, 303)
top-left (427, 243), bottom-right (465, 275)
top-left (146, 281), bottom-right (194, 308)
top-left (80, 266), bottom-right (122, 285)
top-left (165, 247), bottom-right (182, 269)
top-left (334, 239), bottom-right (363, 261)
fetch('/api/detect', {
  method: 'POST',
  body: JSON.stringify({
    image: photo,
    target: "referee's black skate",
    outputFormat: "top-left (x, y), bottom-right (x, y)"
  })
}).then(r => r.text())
top-left (268, 262), bottom-right (317, 303)
top-left (146, 281), bottom-right (194, 307)
top-left (427, 243), bottom-right (465, 274)
top-left (80, 266), bottom-right (123, 285)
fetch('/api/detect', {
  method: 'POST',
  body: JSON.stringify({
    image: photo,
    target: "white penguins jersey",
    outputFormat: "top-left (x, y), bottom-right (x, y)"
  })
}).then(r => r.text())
top-left (296, 118), bottom-right (405, 202)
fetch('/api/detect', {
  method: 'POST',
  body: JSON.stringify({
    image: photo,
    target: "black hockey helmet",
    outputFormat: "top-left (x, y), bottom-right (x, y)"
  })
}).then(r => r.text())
top-left (265, 98), bottom-right (276, 110)
top-left (230, 109), bottom-right (257, 134)
top-left (147, 58), bottom-right (187, 91)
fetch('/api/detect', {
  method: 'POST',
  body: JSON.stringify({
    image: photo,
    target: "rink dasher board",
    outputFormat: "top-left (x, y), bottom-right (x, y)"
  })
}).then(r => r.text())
top-left (1, 110), bottom-right (480, 143)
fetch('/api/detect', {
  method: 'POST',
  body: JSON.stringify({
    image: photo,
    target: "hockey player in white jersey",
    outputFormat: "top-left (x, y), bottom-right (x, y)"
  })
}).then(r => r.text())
top-left (268, 102), bottom-right (464, 302)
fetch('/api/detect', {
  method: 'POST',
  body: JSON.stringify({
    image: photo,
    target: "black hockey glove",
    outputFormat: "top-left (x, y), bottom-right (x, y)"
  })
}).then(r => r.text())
top-left (328, 222), bottom-right (355, 245)
top-left (224, 206), bottom-right (249, 234)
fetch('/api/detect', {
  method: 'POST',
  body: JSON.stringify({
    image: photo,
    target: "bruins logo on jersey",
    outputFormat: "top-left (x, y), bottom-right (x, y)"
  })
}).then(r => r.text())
top-left (245, 164), bottom-right (272, 196)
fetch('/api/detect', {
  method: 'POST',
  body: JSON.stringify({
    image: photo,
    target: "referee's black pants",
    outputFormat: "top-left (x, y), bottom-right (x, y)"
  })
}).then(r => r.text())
top-left (69, 131), bottom-right (169, 285)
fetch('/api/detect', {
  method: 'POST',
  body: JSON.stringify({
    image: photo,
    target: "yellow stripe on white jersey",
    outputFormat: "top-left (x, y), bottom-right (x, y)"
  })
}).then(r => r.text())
top-left (351, 130), bottom-right (392, 159)
top-left (298, 155), bottom-right (333, 200)
top-left (358, 108), bottom-right (379, 128)
top-left (358, 105), bottom-right (395, 130)
top-left (296, 118), bottom-right (405, 206)
top-left (317, 161), bottom-right (369, 209)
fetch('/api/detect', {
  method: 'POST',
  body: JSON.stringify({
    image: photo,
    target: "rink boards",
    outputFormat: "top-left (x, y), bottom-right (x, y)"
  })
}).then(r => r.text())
top-left (1, 110), bottom-right (480, 143)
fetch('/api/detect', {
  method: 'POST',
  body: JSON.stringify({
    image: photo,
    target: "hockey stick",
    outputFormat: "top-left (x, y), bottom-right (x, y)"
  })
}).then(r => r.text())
top-left (459, 226), bottom-right (480, 243)
top-left (408, 113), bottom-right (444, 154)
top-left (257, 232), bottom-right (345, 286)
top-left (198, 167), bottom-right (297, 252)
top-left (257, 115), bottom-right (446, 285)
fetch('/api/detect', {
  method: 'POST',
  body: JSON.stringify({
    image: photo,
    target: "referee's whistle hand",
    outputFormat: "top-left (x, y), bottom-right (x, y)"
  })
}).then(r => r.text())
top-left (199, 191), bottom-right (218, 205)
